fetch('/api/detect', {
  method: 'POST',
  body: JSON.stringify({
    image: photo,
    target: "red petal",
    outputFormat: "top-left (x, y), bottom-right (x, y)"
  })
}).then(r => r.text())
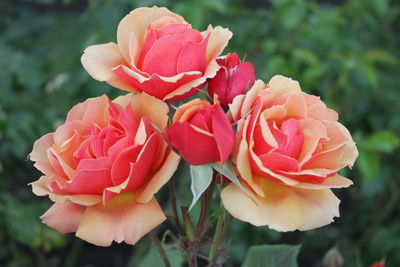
top-left (275, 118), bottom-right (304, 159)
top-left (123, 133), bottom-right (159, 191)
top-left (64, 158), bottom-right (112, 194)
top-left (113, 66), bottom-right (202, 100)
top-left (163, 122), bottom-right (219, 165)
top-left (176, 33), bottom-right (210, 73)
top-left (211, 104), bottom-right (234, 163)
top-left (142, 35), bottom-right (187, 77)
top-left (111, 144), bottom-right (142, 185)
top-left (259, 152), bottom-right (299, 172)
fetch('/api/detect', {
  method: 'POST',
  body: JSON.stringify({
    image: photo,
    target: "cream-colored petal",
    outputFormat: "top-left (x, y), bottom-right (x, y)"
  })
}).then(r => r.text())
top-left (117, 6), bottom-right (185, 61)
top-left (162, 60), bottom-right (220, 101)
top-left (30, 176), bottom-right (51, 196)
top-left (49, 193), bottom-right (102, 206)
top-left (41, 201), bottom-right (86, 234)
top-left (137, 151), bottom-right (180, 203)
top-left (259, 113), bottom-right (278, 148)
top-left (221, 180), bottom-right (341, 232)
top-left (205, 25), bottom-right (233, 65)
top-left (113, 92), bottom-right (169, 130)
top-left (81, 43), bottom-right (137, 92)
top-left (236, 137), bottom-right (265, 197)
top-left (297, 118), bottom-right (329, 166)
top-left (228, 94), bottom-right (246, 121)
top-left (76, 194), bottom-right (165, 246)
top-left (29, 133), bottom-right (55, 175)
top-left (240, 80), bottom-right (265, 118)
top-left (268, 75), bottom-right (301, 95)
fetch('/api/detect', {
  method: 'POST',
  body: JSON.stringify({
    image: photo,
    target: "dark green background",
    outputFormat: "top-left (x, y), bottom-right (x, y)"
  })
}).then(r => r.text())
top-left (1, 0), bottom-right (399, 266)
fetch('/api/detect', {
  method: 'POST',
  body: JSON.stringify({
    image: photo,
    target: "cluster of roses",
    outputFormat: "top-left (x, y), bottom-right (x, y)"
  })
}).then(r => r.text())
top-left (30, 7), bottom-right (358, 246)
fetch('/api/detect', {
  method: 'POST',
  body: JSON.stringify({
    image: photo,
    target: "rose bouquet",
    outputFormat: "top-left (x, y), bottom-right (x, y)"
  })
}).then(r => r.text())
top-left (29, 6), bottom-right (358, 266)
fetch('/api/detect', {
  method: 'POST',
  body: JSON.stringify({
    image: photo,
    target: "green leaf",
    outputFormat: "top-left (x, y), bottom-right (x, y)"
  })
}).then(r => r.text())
top-left (213, 160), bottom-right (246, 193)
top-left (189, 164), bottom-right (213, 210)
top-left (242, 244), bottom-right (301, 267)
top-left (356, 149), bottom-right (380, 180)
top-left (364, 130), bottom-right (400, 153)
top-left (140, 243), bottom-right (183, 267)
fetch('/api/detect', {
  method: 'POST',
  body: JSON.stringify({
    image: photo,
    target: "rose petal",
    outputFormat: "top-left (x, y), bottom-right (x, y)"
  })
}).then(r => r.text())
top-left (117, 7), bottom-right (185, 62)
top-left (81, 43), bottom-right (137, 92)
top-left (41, 201), bottom-right (86, 234)
top-left (76, 193), bottom-right (165, 246)
top-left (163, 122), bottom-right (220, 165)
top-left (221, 180), bottom-right (341, 231)
top-left (211, 104), bottom-right (234, 163)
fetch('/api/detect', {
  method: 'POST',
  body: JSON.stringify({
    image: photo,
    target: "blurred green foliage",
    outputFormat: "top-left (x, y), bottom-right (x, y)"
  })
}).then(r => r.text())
top-left (0, 0), bottom-right (399, 266)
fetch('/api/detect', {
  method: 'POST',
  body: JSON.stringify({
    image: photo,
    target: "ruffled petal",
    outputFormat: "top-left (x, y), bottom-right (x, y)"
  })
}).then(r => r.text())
top-left (221, 180), bottom-right (341, 231)
top-left (41, 202), bottom-right (86, 234)
top-left (81, 43), bottom-right (137, 92)
top-left (117, 6), bottom-right (185, 62)
top-left (76, 193), bottom-right (165, 246)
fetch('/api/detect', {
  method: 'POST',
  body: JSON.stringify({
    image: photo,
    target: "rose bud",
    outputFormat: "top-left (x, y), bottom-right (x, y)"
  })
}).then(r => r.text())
top-left (221, 75), bottom-right (358, 232)
top-left (208, 53), bottom-right (255, 106)
top-left (370, 263), bottom-right (385, 267)
top-left (81, 6), bottom-right (232, 101)
top-left (29, 93), bottom-right (180, 246)
top-left (163, 99), bottom-right (234, 165)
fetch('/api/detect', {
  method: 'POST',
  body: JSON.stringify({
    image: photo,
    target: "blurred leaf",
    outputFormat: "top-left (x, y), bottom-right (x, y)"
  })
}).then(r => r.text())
top-left (140, 243), bottom-right (184, 267)
top-left (364, 49), bottom-right (397, 65)
top-left (242, 244), bottom-right (300, 267)
top-left (357, 61), bottom-right (378, 86)
top-left (189, 164), bottom-right (213, 210)
top-left (364, 130), bottom-right (400, 153)
top-left (322, 247), bottom-right (344, 267)
top-left (292, 48), bottom-right (319, 65)
top-left (281, 1), bottom-right (307, 30)
top-left (368, 0), bottom-right (389, 17)
top-left (357, 149), bottom-right (380, 180)
top-left (3, 194), bottom-right (64, 250)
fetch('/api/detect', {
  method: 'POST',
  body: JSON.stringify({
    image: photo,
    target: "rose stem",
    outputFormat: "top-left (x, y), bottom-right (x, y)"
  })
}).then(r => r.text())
top-left (149, 231), bottom-right (171, 267)
top-left (169, 176), bottom-right (184, 235)
top-left (207, 212), bottom-right (233, 266)
top-left (196, 179), bottom-right (215, 236)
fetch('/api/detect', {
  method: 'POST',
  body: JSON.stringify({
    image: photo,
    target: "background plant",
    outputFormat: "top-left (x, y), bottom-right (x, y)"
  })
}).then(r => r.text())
top-left (0, 0), bottom-right (399, 266)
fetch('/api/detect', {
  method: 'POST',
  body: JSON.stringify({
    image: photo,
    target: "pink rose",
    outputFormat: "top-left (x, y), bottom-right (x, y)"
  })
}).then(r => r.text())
top-left (29, 93), bottom-right (180, 246)
top-left (81, 6), bottom-right (232, 101)
top-left (163, 99), bottom-right (234, 165)
top-left (208, 53), bottom-right (255, 106)
top-left (221, 75), bottom-right (358, 231)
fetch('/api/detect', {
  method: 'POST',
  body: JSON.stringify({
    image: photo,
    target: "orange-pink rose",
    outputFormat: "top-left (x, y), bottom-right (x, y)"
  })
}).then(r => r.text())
top-left (29, 93), bottom-right (180, 246)
top-left (81, 6), bottom-right (232, 101)
top-left (221, 75), bottom-right (358, 231)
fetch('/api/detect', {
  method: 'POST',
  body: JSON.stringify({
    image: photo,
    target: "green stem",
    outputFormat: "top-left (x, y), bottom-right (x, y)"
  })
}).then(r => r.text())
top-left (169, 176), bottom-right (183, 235)
top-left (207, 213), bottom-right (233, 266)
top-left (196, 180), bottom-right (215, 236)
top-left (63, 239), bottom-right (83, 267)
top-left (150, 231), bottom-right (171, 267)
top-left (181, 206), bottom-right (196, 242)
top-left (208, 215), bottom-right (224, 265)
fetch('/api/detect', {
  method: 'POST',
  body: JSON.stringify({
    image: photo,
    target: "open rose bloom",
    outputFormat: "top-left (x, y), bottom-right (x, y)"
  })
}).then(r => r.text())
top-left (221, 75), bottom-right (358, 231)
top-left (81, 6), bottom-right (232, 101)
top-left (29, 93), bottom-right (180, 246)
